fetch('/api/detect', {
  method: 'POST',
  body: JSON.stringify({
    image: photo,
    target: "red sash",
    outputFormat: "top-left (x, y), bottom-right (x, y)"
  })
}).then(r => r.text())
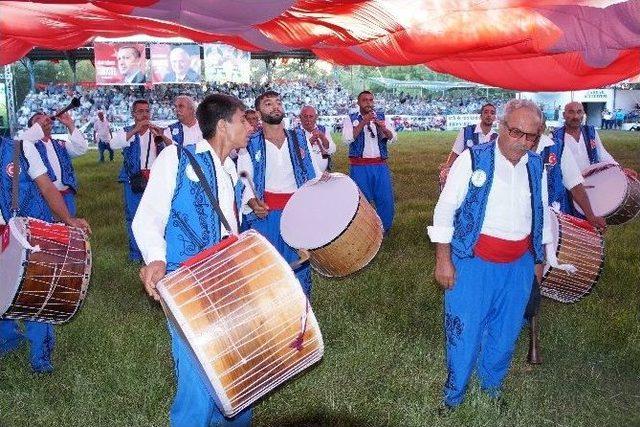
top-left (264, 191), bottom-right (293, 210)
top-left (349, 157), bottom-right (386, 166)
top-left (474, 234), bottom-right (531, 263)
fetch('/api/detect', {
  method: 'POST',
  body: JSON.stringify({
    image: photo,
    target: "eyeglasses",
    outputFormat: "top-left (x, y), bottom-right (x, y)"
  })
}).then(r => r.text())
top-left (506, 125), bottom-right (540, 142)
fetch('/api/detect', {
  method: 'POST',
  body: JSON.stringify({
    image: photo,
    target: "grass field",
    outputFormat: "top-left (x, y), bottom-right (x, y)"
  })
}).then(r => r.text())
top-left (1, 130), bottom-right (639, 427)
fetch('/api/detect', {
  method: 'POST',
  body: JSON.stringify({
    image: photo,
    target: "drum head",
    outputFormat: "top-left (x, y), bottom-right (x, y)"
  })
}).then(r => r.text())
top-left (281, 173), bottom-right (360, 250)
top-left (0, 219), bottom-right (27, 316)
top-left (574, 163), bottom-right (627, 217)
top-left (542, 207), bottom-right (560, 276)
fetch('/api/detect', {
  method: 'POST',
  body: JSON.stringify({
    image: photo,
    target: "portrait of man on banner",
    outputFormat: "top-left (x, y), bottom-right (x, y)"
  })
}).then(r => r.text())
top-left (151, 44), bottom-right (201, 84)
top-left (203, 44), bottom-right (250, 84)
top-left (95, 43), bottom-right (147, 85)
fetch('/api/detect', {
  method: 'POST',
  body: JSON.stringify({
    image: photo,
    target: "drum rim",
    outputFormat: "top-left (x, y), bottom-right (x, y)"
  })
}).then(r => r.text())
top-left (574, 163), bottom-right (627, 218)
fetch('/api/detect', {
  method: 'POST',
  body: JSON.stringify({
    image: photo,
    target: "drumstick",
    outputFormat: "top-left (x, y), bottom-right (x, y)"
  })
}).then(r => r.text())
top-left (238, 171), bottom-right (260, 201)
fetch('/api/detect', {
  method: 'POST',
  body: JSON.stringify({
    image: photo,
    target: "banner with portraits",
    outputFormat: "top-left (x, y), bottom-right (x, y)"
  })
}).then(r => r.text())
top-left (150, 44), bottom-right (201, 84)
top-left (94, 43), bottom-right (148, 85)
top-left (203, 44), bottom-right (251, 84)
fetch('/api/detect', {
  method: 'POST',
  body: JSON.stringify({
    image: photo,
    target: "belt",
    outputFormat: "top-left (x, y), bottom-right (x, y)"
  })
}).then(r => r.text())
top-left (263, 191), bottom-right (294, 210)
top-left (349, 157), bottom-right (386, 166)
top-left (474, 233), bottom-right (531, 263)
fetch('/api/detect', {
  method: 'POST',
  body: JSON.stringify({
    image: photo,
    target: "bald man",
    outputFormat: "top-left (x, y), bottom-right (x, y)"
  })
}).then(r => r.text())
top-left (164, 48), bottom-right (200, 83)
top-left (163, 95), bottom-right (202, 146)
top-left (558, 102), bottom-right (637, 178)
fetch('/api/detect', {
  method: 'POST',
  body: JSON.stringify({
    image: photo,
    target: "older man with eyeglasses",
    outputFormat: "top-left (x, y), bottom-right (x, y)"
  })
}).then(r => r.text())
top-left (427, 99), bottom-right (553, 409)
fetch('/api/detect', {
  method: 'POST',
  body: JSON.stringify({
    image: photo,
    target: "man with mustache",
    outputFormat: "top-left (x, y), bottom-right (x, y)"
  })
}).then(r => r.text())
top-left (163, 95), bottom-right (202, 147)
top-left (560, 102), bottom-right (637, 178)
top-left (237, 91), bottom-right (316, 297)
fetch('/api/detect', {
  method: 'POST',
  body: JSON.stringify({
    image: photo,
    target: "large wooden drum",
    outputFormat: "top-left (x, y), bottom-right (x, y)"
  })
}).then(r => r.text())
top-left (541, 210), bottom-right (605, 303)
top-left (280, 172), bottom-right (383, 277)
top-left (0, 217), bottom-right (91, 323)
top-left (157, 230), bottom-right (324, 417)
top-left (574, 162), bottom-right (640, 225)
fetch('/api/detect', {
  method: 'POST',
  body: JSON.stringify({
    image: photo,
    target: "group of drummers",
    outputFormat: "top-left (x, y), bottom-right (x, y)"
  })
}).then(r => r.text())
top-left (1, 88), bottom-right (638, 424)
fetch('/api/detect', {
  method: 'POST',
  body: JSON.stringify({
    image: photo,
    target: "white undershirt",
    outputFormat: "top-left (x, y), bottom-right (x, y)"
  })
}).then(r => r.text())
top-left (341, 115), bottom-right (397, 158)
top-left (537, 134), bottom-right (584, 191)
top-left (163, 121), bottom-right (202, 146)
top-left (563, 128), bottom-right (616, 171)
top-left (302, 127), bottom-right (336, 174)
top-left (111, 129), bottom-right (158, 169)
top-left (428, 143), bottom-right (551, 244)
top-left (132, 139), bottom-right (239, 265)
top-left (451, 123), bottom-right (498, 154)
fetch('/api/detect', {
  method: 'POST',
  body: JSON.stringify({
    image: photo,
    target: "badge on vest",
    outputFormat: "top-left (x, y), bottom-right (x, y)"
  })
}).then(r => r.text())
top-left (172, 127), bottom-right (179, 136)
top-left (255, 150), bottom-right (262, 162)
top-left (590, 139), bottom-right (597, 149)
top-left (546, 153), bottom-right (557, 167)
top-left (466, 139), bottom-right (474, 148)
top-left (471, 169), bottom-right (487, 187)
top-left (353, 120), bottom-right (359, 127)
top-left (5, 162), bottom-right (14, 178)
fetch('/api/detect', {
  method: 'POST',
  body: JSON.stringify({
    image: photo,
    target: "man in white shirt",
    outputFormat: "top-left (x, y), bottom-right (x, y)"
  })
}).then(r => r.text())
top-left (299, 105), bottom-right (336, 174)
top-left (559, 102), bottom-right (637, 178)
top-left (22, 111), bottom-right (88, 217)
top-left (341, 91), bottom-right (397, 233)
top-left (134, 93), bottom-right (253, 426)
top-left (0, 133), bottom-right (90, 374)
top-left (237, 90), bottom-right (317, 297)
top-left (441, 103), bottom-right (498, 170)
top-left (427, 99), bottom-right (551, 409)
top-left (93, 110), bottom-right (113, 162)
top-left (162, 95), bottom-right (202, 147)
top-left (110, 99), bottom-right (169, 262)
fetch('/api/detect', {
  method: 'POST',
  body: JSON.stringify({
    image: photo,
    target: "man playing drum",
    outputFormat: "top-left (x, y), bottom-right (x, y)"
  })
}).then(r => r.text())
top-left (559, 102), bottom-right (637, 178)
top-left (427, 100), bottom-right (552, 409)
top-left (133, 94), bottom-right (253, 426)
top-left (0, 124), bottom-right (90, 374)
top-left (237, 91), bottom-right (316, 298)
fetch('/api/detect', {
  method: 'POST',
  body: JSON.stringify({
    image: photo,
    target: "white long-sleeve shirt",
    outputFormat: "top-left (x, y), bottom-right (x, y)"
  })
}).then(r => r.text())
top-left (237, 137), bottom-right (301, 214)
top-left (563, 128), bottom-right (616, 171)
top-left (163, 121), bottom-right (202, 146)
top-left (21, 125), bottom-right (88, 191)
top-left (537, 134), bottom-right (584, 191)
top-left (111, 129), bottom-right (158, 169)
top-left (427, 143), bottom-right (552, 245)
top-left (341, 115), bottom-right (397, 157)
top-left (132, 139), bottom-right (239, 265)
top-left (451, 123), bottom-right (498, 154)
top-left (302, 126), bottom-right (336, 174)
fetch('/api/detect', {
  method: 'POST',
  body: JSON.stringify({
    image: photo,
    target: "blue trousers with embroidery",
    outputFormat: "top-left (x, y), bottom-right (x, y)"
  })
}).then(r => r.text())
top-left (443, 252), bottom-right (534, 407)
top-left (349, 163), bottom-right (395, 233)
top-left (167, 321), bottom-right (253, 427)
top-left (246, 209), bottom-right (312, 298)
top-left (0, 192), bottom-right (77, 370)
top-left (122, 182), bottom-right (143, 261)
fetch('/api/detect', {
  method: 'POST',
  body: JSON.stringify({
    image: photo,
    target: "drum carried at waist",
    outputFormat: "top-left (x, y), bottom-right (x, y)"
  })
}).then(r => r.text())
top-left (575, 162), bottom-right (640, 225)
top-left (541, 209), bottom-right (604, 304)
top-left (280, 172), bottom-right (383, 277)
top-left (0, 217), bottom-right (92, 323)
top-left (157, 230), bottom-right (324, 418)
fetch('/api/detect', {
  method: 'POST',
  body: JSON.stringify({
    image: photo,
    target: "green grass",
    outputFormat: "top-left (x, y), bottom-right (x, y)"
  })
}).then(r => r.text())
top-left (1, 131), bottom-right (639, 427)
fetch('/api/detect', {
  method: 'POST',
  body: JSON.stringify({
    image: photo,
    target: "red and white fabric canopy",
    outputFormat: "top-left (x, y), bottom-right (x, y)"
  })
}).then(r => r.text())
top-left (1, 0), bottom-right (639, 90)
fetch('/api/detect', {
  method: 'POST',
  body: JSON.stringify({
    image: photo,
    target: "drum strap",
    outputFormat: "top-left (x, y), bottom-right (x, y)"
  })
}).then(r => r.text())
top-left (176, 145), bottom-right (233, 235)
top-left (288, 129), bottom-right (308, 182)
top-left (11, 139), bottom-right (21, 216)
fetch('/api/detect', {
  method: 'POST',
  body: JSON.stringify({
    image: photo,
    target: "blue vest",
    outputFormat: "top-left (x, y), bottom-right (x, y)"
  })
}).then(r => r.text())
top-left (119, 126), bottom-right (165, 183)
top-left (348, 112), bottom-right (389, 159)
top-left (556, 125), bottom-right (598, 165)
top-left (461, 124), bottom-right (497, 150)
top-left (164, 145), bottom-right (243, 272)
top-left (244, 128), bottom-right (316, 202)
top-left (33, 138), bottom-right (78, 193)
top-left (0, 138), bottom-right (53, 222)
top-left (547, 129), bottom-right (574, 214)
top-left (168, 121), bottom-right (185, 146)
top-left (450, 142), bottom-right (545, 263)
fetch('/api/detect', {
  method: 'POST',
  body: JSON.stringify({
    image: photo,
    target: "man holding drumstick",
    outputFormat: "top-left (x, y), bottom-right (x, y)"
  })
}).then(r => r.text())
top-left (134, 93), bottom-right (253, 426)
